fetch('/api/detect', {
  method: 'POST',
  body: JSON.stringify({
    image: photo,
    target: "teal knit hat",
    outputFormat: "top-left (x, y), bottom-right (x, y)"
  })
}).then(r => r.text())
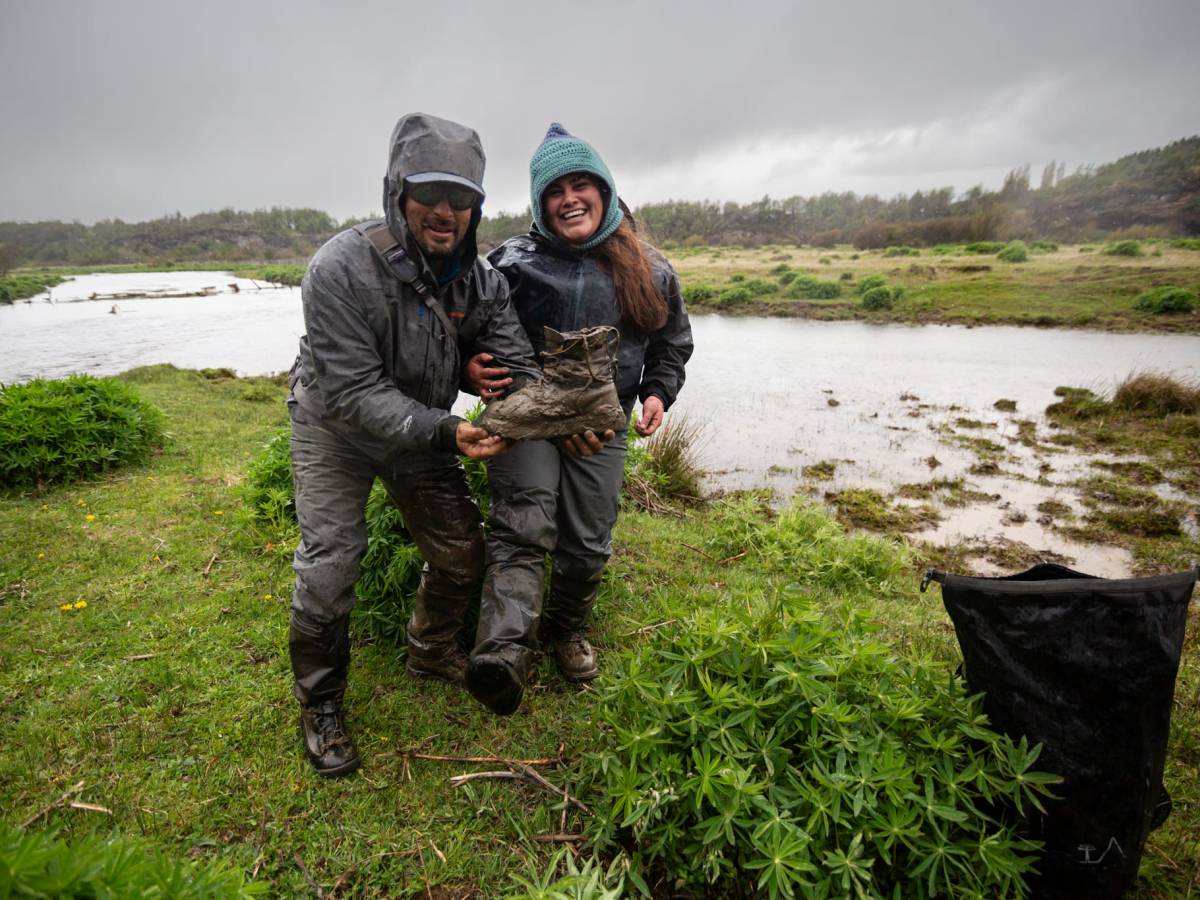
top-left (530, 122), bottom-right (623, 250)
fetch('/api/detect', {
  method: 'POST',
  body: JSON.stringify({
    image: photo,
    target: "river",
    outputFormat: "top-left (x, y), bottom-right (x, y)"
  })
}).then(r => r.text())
top-left (4, 272), bottom-right (1198, 575)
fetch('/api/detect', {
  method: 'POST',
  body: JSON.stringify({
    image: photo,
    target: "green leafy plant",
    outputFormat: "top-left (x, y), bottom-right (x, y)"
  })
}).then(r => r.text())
top-left (883, 246), bottom-right (920, 257)
top-left (505, 848), bottom-right (627, 899)
top-left (583, 581), bottom-right (1056, 898)
top-left (0, 374), bottom-right (167, 489)
top-left (778, 271), bottom-right (798, 286)
top-left (1029, 240), bottom-right (1058, 252)
top-left (0, 823), bottom-right (266, 898)
top-left (997, 241), bottom-right (1028, 263)
top-left (729, 273), bottom-right (746, 283)
top-left (1133, 286), bottom-right (1197, 314)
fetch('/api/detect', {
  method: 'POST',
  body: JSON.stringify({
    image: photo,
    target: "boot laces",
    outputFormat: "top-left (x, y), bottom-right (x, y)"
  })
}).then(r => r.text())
top-left (312, 699), bottom-right (350, 750)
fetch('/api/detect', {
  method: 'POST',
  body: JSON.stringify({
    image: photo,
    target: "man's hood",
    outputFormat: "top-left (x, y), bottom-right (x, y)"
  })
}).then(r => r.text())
top-left (383, 113), bottom-right (486, 264)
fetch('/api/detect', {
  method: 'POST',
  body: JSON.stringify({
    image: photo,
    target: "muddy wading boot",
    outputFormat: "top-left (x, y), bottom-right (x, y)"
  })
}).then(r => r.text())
top-left (479, 326), bottom-right (628, 441)
top-left (289, 611), bottom-right (360, 777)
top-left (545, 571), bottom-right (601, 683)
top-left (404, 584), bottom-right (471, 688)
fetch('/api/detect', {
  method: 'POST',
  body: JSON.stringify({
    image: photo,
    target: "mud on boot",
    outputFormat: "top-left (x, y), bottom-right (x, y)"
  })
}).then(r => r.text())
top-left (405, 643), bottom-right (469, 687)
top-left (553, 637), bottom-right (599, 683)
top-left (479, 326), bottom-right (627, 441)
top-left (299, 698), bottom-right (360, 777)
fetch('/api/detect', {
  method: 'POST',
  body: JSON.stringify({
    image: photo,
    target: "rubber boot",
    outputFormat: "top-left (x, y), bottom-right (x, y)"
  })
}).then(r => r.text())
top-left (465, 653), bottom-right (528, 716)
top-left (289, 611), bottom-right (360, 777)
top-left (405, 571), bottom-right (471, 688)
top-left (479, 326), bottom-right (628, 440)
top-left (544, 570), bottom-right (601, 683)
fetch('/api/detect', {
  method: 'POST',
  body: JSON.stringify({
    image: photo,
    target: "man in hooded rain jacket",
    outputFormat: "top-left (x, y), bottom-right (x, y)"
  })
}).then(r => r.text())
top-left (286, 113), bottom-right (539, 776)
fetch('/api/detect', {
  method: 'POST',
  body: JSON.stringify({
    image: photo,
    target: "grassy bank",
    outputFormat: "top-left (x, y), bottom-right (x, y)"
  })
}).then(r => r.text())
top-left (1, 367), bottom-right (1197, 896)
top-left (671, 242), bottom-right (1200, 333)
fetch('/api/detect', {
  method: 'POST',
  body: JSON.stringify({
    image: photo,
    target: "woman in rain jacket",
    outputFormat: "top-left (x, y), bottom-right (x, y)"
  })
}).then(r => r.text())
top-left (464, 123), bottom-right (693, 715)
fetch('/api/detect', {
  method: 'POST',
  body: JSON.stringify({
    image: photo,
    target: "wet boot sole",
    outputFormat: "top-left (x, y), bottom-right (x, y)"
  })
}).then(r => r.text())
top-left (465, 657), bottom-right (523, 716)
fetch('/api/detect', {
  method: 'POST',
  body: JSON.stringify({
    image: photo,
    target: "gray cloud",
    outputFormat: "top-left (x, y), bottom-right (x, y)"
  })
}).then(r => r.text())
top-left (1, 0), bottom-right (1196, 222)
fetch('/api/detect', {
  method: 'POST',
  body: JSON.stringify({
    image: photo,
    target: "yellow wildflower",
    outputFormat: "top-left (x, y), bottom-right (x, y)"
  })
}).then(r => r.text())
top-left (85, 514), bottom-right (95, 521)
top-left (213, 510), bottom-right (224, 516)
top-left (152, 555), bottom-right (161, 561)
top-left (41, 504), bottom-right (49, 511)
top-left (74, 600), bottom-right (88, 609)
top-left (263, 594), bottom-right (273, 600)
top-left (59, 603), bottom-right (73, 612)
top-left (37, 552), bottom-right (45, 559)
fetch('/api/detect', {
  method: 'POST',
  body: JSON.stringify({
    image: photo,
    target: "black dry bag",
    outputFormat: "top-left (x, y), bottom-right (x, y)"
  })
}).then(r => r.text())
top-left (925, 563), bottom-right (1195, 899)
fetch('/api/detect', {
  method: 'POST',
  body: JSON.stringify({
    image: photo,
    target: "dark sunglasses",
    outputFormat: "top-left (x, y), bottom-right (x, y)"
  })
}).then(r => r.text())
top-left (405, 181), bottom-right (480, 211)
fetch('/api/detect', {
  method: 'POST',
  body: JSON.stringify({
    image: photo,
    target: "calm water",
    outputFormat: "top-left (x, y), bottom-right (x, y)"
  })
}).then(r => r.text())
top-left (5, 272), bottom-right (1198, 575)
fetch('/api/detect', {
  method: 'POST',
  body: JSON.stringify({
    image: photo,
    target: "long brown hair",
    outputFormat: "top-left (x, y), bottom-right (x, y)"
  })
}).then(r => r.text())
top-left (591, 218), bottom-right (668, 334)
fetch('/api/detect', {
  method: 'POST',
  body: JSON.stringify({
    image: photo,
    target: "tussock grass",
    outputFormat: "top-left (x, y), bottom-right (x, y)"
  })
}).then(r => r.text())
top-left (1112, 372), bottom-right (1200, 416)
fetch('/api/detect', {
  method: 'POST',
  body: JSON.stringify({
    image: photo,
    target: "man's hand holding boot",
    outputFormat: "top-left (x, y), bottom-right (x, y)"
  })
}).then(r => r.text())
top-left (456, 421), bottom-right (509, 459)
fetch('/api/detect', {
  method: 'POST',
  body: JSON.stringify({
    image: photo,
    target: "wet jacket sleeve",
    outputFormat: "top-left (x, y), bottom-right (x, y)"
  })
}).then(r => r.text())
top-left (302, 258), bottom-right (460, 452)
top-left (638, 266), bottom-right (693, 410)
top-left (470, 275), bottom-right (541, 392)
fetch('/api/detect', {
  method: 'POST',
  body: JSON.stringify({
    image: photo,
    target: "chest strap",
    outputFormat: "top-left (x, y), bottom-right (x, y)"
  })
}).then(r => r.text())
top-left (359, 222), bottom-right (458, 341)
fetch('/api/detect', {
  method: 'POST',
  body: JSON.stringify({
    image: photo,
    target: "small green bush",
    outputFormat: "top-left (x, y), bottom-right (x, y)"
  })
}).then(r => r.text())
top-left (729, 273), bottom-right (746, 283)
top-left (964, 241), bottom-right (1005, 255)
top-left (0, 375), bottom-right (167, 490)
top-left (770, 262), bottom-right (791, 274)
top-left (742, 278), bottom-right (778, 296)
top-left (839, 271), bottom-right (853, 281)
top-left (716, 286), bottom-right (753, 307)
top-left (856, 274), bottom-right (888, 294)
top-left (929, 244), bottom-right (961, 255)
top-left (682, 283), bottom-right (715, 304)
top-left (997, 240), bottom-right (1028, 263)
top-left (818, 256), bottom-right (832, 265)
top-left (1168, 238), bottom-right (1200, 251)
top-left (784, 275), bottom-right (842, 299)
top-left (861, 285), bottom-right (896, 310)
top-left (1133, 286), bottom-right (1197, 314)
top-left (0, 823), bottom-right (265, 898)
top-left (778, 271), bottom-right (798, 286)
top-left (1103, 239), bottom-right (1143, 257)
top-left (883, 246), bottom-right (919, 257)
top-left (1029, 240), bottom-right (1058, 252)
top-left (585, 572), bottom-right (1055, 896)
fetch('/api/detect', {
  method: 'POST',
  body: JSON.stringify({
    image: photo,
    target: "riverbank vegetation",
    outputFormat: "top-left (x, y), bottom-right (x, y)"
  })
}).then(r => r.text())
top-left (671, 242), bottom-right (1200, 332)
top-left (1, 367), bottom-right (1196, 896)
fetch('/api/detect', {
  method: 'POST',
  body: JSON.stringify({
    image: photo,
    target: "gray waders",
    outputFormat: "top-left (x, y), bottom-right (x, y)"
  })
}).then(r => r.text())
top-left (467, 431), bottom-right (626, 715)
top-left (289, 405), bottom-right (484, 773)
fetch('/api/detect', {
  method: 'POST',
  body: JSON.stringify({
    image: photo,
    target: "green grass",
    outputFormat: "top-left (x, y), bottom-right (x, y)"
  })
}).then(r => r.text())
top-left (0, 366), bottom-right (1196, 895)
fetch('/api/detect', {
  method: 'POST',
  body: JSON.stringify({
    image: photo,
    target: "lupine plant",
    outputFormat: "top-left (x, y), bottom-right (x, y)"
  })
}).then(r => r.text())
top-left (0, 374), bottom-right (166, 490)
top-left (583, 590), bottom-right (1059, 898)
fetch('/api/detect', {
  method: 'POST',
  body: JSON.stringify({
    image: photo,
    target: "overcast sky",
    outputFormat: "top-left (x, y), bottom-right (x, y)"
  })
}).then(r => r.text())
top-left (1, 0), bottom-right (1196, 224)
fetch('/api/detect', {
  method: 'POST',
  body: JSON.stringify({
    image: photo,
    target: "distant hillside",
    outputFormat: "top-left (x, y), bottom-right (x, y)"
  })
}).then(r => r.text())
top-left (2, 137), bottom-right (1196, 267)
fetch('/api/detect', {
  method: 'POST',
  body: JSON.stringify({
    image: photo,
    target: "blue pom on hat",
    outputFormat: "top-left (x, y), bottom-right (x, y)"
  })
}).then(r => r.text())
top-left (529, 123), bottom-right (623, 250)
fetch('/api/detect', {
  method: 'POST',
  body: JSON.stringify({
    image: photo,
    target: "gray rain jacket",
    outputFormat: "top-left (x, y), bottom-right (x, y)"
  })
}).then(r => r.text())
top-left (488, 227), bottom-right (693, 413)
top-left (290, 114), bottom-right (539, 463)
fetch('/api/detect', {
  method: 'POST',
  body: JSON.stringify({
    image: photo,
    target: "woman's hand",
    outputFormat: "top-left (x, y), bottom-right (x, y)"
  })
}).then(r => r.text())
top-left (465, 352), bottom-right (513, 400)
top-left (634, 395), bottom-right (665, 437)
top-left (558, 429), bottom-right (615, 458)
